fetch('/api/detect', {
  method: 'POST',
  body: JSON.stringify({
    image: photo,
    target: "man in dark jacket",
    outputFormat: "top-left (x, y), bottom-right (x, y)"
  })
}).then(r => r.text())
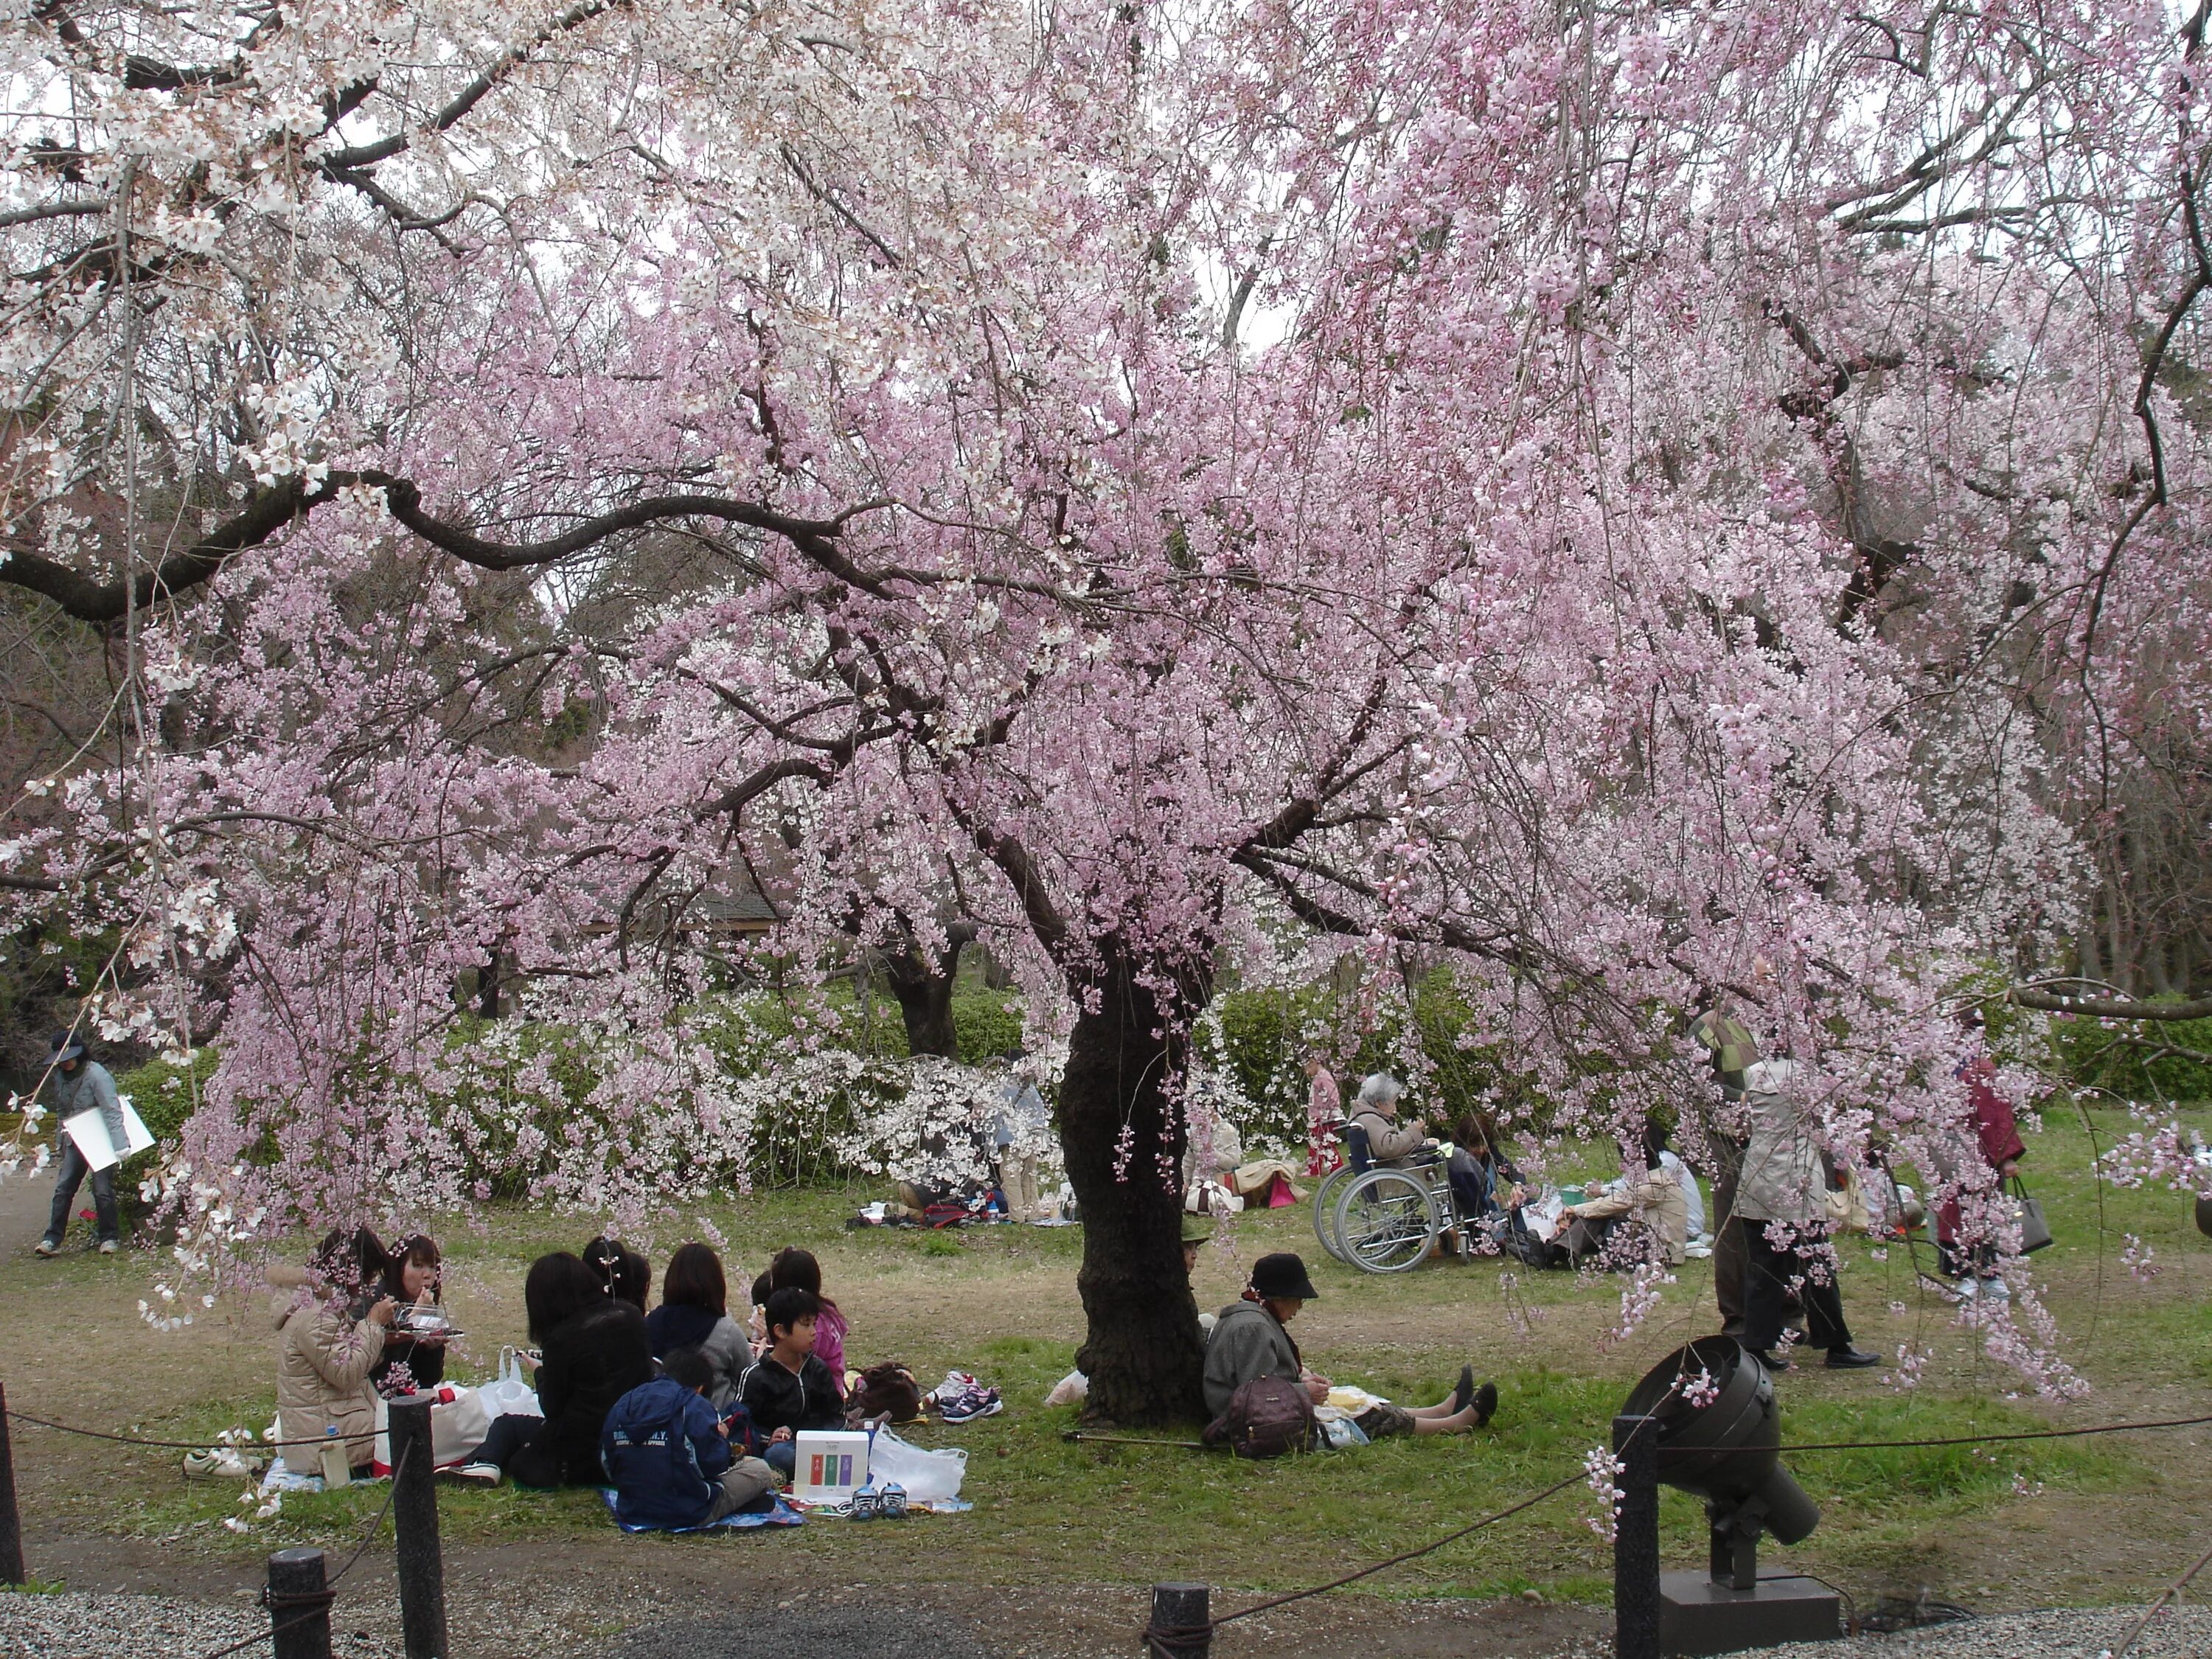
top-left (35, 1030), bottom-right (128, 1256)
top-left (739, 1287), bottom-right (846, 1480)
top-left (603, 1347), bottom-right (776, 1527)
top-left (1202, 1253), bottom-right (1495, 1440)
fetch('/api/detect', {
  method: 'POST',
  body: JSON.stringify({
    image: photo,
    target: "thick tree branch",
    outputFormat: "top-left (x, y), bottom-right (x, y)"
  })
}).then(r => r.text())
top-left (2011, 989), bottom-right (2212, 1020)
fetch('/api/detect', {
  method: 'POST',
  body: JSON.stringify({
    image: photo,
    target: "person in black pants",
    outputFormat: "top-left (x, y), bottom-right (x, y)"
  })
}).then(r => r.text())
top-left (1733, 1057), bottom-right (1882, 1373)
top-left (467, 1252), bottom-right (654, 1485)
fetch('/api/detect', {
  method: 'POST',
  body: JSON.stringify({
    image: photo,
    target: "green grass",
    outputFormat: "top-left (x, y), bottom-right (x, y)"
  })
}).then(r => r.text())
top-left (14, 1100), bottom-right (2211, 1609)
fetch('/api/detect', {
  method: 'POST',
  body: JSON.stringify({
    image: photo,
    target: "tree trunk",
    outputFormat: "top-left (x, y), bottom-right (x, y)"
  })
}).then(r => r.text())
top-left (880, 925), bottom-right (972, 1059)
top-left (1060, 947), bottom-right (1213, 1425)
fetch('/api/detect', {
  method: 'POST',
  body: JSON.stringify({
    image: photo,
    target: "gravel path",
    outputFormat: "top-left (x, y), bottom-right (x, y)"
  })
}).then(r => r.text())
top-left (1761, 1607), bottom-right (2212, 1659)
top-left (8, 1592), bottom-right (2204, 1659)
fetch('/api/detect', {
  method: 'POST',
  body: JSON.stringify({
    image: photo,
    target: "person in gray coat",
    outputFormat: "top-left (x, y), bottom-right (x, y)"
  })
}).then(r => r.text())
top-left (35, 1030), bottom-right (125, 1256)
top-left (1201, 1252), bottom-right (1495, 1439)
top-left (1733, 1058), bottom-right (1881, 1372)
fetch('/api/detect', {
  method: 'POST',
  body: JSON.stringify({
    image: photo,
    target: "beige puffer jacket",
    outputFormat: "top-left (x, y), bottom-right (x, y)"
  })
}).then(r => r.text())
top-left (269, 1266), bottom-right (386, 1475)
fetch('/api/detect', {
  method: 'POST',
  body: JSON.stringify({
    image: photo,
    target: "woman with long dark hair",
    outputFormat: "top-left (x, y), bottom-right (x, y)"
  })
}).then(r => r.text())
top-left (270, 1228), bottom-right (397, 1476)
top-left (462, 1251), bottom-right (653, 1486)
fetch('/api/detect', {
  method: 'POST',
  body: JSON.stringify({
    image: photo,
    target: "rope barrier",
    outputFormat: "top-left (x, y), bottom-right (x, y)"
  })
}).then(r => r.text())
top-left (181, 1439), bottom-right (410, 1659)
top-left (1773, 1412), bottom-right (2212, 1453)
top-left (6, 1410), bottom-right (364, 1451)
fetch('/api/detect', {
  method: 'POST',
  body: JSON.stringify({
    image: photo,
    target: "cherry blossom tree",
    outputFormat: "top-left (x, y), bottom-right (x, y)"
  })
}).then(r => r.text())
top-left (10, 0), bottom-right (2212, 1416)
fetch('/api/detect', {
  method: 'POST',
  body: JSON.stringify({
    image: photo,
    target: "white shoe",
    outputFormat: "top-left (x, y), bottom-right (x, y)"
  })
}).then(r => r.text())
top-left (1953, 1276), bottom-right (1978, 1299)
top-left (1978, 1276), bottom-right (2009, 1301)
top-left (440, 1463), bottom-right (501, 1486)
top-left (98, 1239), bottom-right (119, 1254)
top-left (33, 1239), bottom-right (59, 1258)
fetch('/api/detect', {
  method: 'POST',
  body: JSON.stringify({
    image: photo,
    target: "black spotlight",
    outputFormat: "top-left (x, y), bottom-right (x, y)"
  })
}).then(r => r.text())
top-left (1621, 1336), bottom-right (1838, 1654)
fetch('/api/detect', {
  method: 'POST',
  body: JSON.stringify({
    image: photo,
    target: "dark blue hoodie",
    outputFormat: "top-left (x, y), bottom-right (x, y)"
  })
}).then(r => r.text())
top-left (600, 1376), bottom-right (728, 1528)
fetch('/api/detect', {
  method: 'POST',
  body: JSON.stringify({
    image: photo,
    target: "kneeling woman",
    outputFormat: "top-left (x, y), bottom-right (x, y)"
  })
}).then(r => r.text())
top-left (1202, 1252), bottom-right (1497, 1441)
top-left (472, 1252), bottom-right (654, 1486)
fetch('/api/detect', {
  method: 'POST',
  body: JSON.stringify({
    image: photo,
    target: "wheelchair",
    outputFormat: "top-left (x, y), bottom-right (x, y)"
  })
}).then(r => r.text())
top-left (1315, 1124), bottom-right (1480, 1274)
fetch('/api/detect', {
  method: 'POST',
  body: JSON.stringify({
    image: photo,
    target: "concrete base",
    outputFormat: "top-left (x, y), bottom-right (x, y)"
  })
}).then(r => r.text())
top-left (1660, 1570), bottom-right (1841, 1656)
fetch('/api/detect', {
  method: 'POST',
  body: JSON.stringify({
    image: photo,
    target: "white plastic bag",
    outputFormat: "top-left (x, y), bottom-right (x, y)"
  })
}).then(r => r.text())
top-left (866, 1427), bottom-right (967, 1503)
top-left (479, 1347), bottom-right (543, 1420)
top-left (372, 1386), bottom-right (492, 1472)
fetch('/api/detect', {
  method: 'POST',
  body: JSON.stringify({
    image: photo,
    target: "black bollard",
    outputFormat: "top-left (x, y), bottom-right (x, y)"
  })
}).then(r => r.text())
top-left (1147, 1582), bottom-right (1211, 1657)
top-left (388, 1400), bottom-right (449, 1659)
top-left (1613, 1413), bottom-right (1663, 1659)
top-left (266, 1548), bottom-right (335, 1659)
top-left (0, 1380), bottom-right (23, 1585)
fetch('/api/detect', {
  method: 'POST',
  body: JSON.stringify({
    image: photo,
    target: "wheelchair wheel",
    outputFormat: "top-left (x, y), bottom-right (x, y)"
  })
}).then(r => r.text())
top-left (1312, 1165), bottom-right (1357, 1261)
top-left (1335, 1169), bottom-right (1439, 1273)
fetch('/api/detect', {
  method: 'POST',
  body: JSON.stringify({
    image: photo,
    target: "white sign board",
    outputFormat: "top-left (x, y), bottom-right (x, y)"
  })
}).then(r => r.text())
top-left (63, 1098), bottom-right (156, 1172)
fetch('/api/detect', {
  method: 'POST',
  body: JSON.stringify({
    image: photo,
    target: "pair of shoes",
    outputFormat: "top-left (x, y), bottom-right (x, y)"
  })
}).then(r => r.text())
top-left (938, 1385), bottom-right (1002, 1424)
top-left (1450, 1365), bottom-right (1475, 1416)
top-left (439, 1463), bottom-right (501, 1486)
top-left (1472, 1382), bottom-right (1499, 1427)
top-left (182, 1450), bottom-right (256, 1480)
top-left (33, 1239), bottom-right (60, 1258)
top-left (1749, 1349), bottom-right (1791, 1374)
top-left (98, 1239), bottom-right (119, 1255)
top-left (1825, 1346), bottom-right (1884, 1369)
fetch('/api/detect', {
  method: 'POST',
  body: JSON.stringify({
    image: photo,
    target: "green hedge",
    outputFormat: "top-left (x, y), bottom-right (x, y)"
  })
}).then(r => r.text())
top-left (2042, 1006), bottom-right (2212, 1104)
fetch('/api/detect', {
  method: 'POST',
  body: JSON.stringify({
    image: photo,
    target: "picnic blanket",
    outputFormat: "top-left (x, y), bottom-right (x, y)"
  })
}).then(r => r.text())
top-left (599, 1489), bottom-right (805, 1532)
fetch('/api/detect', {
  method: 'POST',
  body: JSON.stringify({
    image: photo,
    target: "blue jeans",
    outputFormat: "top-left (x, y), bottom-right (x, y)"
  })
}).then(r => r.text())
top-left (765, 1439), bottom-right (796, 1479)
top-left (45, 1138), bottom-right (118, 1246)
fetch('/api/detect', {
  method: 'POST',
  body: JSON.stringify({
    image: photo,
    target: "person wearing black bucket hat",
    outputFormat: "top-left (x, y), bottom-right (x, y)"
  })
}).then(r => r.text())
top-left (1202, 1251), bottom-right (1498, 1439)
top-left (32, 1029), bottom-right (126, 1257)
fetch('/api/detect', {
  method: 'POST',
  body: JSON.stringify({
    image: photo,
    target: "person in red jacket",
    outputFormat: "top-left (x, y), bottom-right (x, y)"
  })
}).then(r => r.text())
top-left (1936, 1010), bottom-right (2026, 1301)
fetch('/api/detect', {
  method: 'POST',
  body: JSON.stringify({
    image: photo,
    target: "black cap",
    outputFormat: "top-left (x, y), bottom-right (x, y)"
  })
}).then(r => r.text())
top-left (1250, 1252), bottom-right (1321, 1301)
top-left (49, 1030), bottom-right (86, 1064)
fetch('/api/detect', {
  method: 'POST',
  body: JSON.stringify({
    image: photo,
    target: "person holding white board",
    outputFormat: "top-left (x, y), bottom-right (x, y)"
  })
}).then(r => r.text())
top-left (34, 1029), bottom-right (137, 1256)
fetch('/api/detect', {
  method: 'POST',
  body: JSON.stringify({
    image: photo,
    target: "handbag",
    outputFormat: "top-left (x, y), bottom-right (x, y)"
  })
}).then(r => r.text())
top-left (2008, 1176), bottom-right (2053, 1253)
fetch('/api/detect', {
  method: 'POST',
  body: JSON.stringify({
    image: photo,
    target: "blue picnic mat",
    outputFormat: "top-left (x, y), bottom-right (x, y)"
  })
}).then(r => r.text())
top-left (600, 1489), bottom-right (804, 1532)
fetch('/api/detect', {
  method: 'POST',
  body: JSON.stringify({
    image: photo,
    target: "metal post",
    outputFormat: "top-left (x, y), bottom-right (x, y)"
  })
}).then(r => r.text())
top-left (0, 1380), bottom-right (24, 1585)
top-left (1147, 1582), bottom-right (1211, 1657)
top-left (266, 1548), bottom-right (335, 1659)
top-left (388, 1399), bottom-right (449, 1659)
top-left (1613, 1413), bottom-right (1662, 1659)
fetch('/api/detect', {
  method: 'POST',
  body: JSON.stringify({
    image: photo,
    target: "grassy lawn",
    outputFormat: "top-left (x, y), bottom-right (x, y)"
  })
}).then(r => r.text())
top-left (4, 1102), bottom-right (2209, 1611)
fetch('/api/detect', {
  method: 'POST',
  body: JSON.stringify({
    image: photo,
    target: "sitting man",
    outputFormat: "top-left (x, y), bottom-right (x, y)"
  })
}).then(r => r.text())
top-left (1203, 1251), bottom-right (1496, 1440)
top-left (1563, 1124), bottom-right (1691, 1266)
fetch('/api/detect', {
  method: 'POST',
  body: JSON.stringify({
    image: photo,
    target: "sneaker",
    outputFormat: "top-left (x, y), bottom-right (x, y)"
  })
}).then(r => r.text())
top-left (1978, 1276), bottom-right (2010, 1301)
top-left (1954, 1276), bottom-right (1979, 1300)
top-left (877, 1481), bottom-right (908, 1518)
top-left (33, 1239), bottom-right (59, 1258)
top-left (939, 1388), bottom-right (1003, 1424)
top-left (98, 1239), bottom-right (119, 1254)
top-left (439, 1463), bottom-right (501, 1486)
top-left (849, 1483), bottom-right (879, 1520)
top-left (1824, 1346), bottom-right (1884, 1369)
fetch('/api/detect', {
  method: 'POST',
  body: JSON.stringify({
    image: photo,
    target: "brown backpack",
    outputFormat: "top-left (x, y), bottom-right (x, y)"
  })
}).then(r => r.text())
top-left (851, 1362), bottom-right (924, 1423)
top-left (1204, 1375), bottom-right (1318, 1458)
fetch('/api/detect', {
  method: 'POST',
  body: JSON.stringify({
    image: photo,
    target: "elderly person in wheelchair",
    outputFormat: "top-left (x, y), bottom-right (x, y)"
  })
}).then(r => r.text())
top-left (1349, 1073), bottom-right (1430, 1167)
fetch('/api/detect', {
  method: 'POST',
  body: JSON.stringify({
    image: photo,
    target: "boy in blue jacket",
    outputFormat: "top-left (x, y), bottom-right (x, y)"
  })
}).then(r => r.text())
top-left (602, 1347), bottom-right (777, 1528)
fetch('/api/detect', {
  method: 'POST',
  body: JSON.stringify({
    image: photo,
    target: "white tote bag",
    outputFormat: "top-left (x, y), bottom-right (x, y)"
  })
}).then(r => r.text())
top-left (372, 1386), bottom-right (493, 1472)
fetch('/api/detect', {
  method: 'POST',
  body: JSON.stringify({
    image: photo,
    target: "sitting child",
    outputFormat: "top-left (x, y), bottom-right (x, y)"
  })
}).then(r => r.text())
top-left (738, 1287), bottom-right (847, 1480)
top-left (602, 1346), bottom-right (777, 1528)
top-left (764, 1247), bottom-right (848, 1378)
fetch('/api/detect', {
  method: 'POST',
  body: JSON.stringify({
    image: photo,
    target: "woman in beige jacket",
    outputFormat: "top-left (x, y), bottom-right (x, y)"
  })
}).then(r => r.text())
top-left (271, 1229), bottom-right (397, 1476)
